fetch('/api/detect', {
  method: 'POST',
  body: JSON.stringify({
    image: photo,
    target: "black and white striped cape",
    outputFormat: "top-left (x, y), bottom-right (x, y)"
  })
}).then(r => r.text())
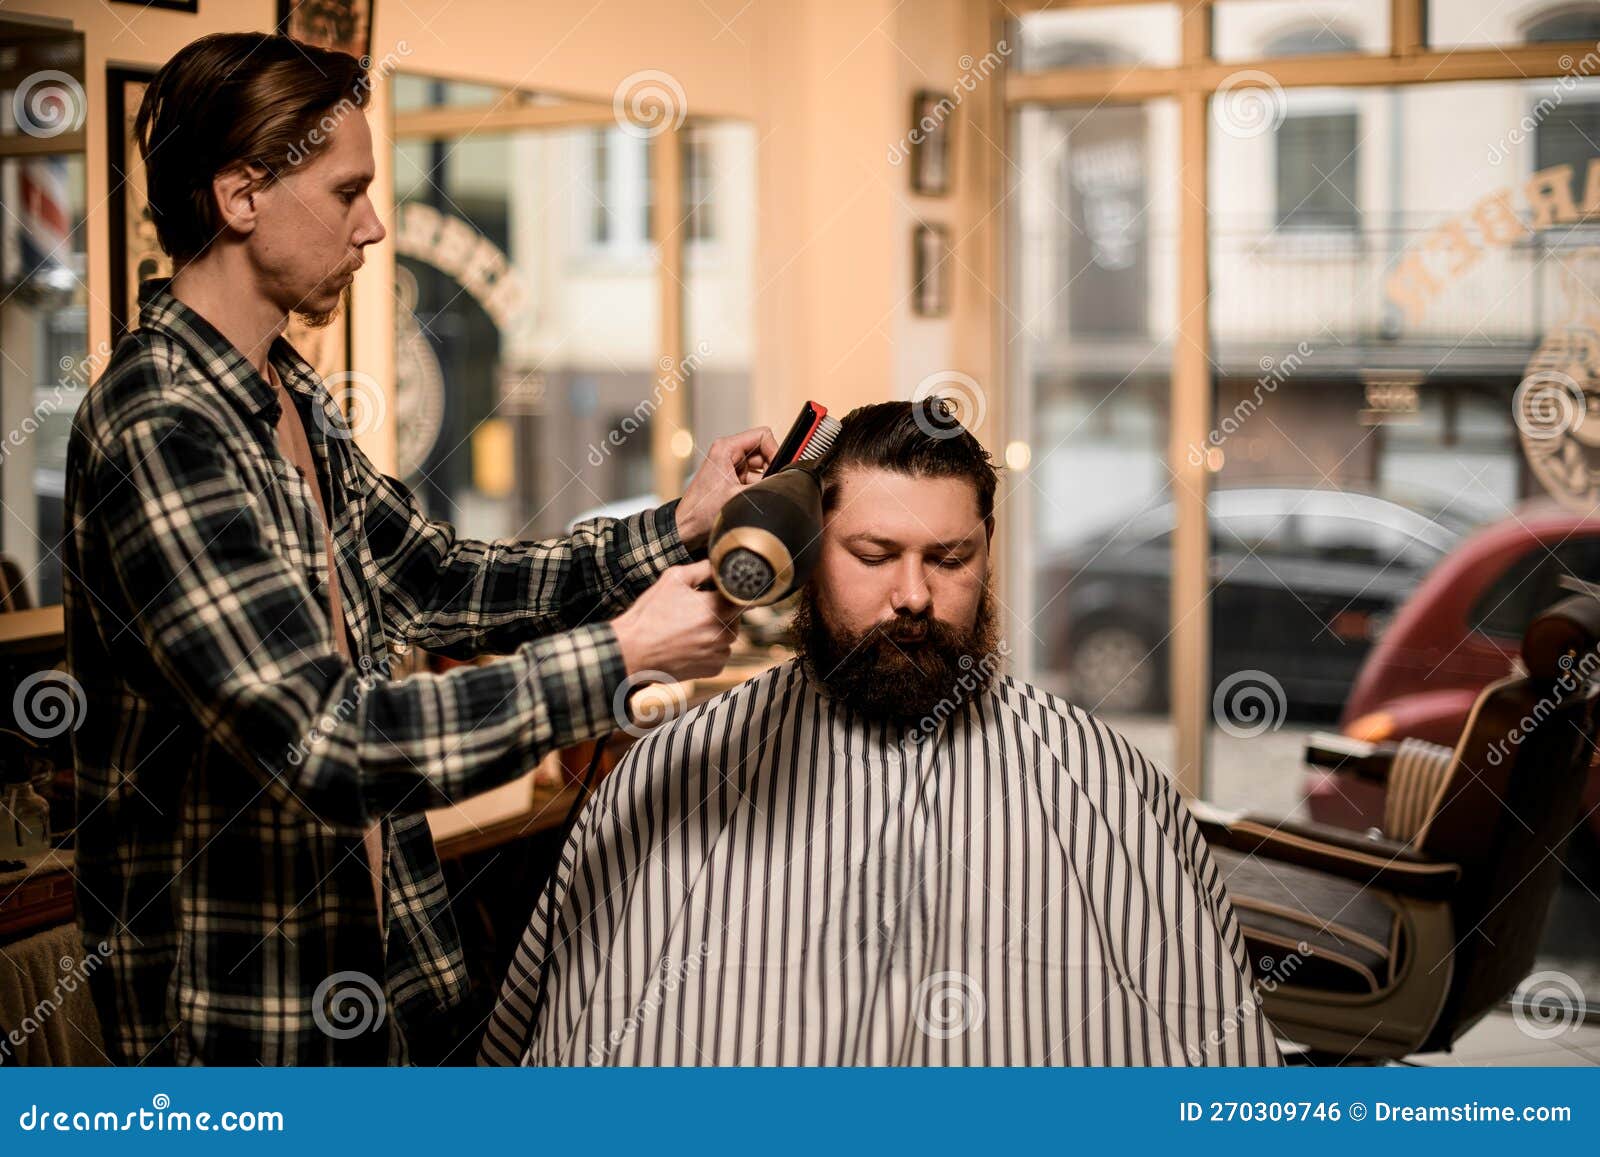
top-left (480, 660), bottom-right (1282, 1066)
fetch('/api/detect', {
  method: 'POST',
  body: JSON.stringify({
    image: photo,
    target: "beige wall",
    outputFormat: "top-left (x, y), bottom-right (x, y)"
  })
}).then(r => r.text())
top-left (5, 0), bottom-right (1000, 473)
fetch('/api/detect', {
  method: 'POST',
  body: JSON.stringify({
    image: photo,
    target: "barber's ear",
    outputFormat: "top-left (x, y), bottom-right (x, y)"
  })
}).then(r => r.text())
top-left (212, 163), bottom-right (271, 238)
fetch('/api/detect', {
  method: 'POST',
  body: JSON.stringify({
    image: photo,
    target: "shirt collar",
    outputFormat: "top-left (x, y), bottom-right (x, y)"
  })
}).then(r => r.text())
top-left (136, 277), bottom-right (319, 423)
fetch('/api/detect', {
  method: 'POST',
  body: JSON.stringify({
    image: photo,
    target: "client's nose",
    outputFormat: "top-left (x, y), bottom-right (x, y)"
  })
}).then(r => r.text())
top-left (890, 557), bottom-right (931, 616)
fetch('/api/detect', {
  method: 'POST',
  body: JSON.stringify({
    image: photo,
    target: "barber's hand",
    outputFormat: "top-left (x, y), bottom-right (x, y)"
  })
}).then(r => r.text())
top-left (611, 560), bottom-right (741, 683)
top-left (674, 426), bottom-right (780, 552)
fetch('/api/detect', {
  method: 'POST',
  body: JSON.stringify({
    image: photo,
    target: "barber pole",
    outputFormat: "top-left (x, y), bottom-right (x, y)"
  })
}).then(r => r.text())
top-left (0, 156), bottom-right (71, 290)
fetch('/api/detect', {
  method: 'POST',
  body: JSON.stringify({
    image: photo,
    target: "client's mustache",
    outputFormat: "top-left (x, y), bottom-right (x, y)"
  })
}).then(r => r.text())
top-left (872, 614), bottom-right (932, 644)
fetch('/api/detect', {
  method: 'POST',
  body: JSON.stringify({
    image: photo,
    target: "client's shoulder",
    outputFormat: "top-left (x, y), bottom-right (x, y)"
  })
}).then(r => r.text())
top-left (986, 672), bottom-right (1095, 731)
top-left (983, 676), bottom-right (1194, 836)
top-left (986, 674), bottom-right (1169, 780)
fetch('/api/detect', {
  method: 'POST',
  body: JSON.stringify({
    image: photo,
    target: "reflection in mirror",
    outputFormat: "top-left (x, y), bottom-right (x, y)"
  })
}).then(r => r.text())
top-left (0, 18), bottom-right (87, 609)
top-left (392, 75), bottom-right (754, 550)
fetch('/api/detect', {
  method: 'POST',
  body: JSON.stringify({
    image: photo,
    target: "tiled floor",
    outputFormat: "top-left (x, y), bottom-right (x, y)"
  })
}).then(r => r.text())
top-left (1406, 1009), bottom-right (1600, 1066)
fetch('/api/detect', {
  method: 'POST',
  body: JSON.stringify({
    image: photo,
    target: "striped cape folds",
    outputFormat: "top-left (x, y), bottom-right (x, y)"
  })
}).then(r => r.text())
top-left (481, 660), bottom-right (1283, 1066)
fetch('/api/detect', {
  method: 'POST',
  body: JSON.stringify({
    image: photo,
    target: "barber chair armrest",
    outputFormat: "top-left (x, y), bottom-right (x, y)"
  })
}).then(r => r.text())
top-left (1197, 807), bottom-right (1461, 900)
top-left (1303, 731), bottom-right (1399, 784)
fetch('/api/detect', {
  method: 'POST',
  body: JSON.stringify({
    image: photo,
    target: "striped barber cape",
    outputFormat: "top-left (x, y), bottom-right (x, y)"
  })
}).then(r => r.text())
top-left (480, 660), bottom-right (1283, 1066)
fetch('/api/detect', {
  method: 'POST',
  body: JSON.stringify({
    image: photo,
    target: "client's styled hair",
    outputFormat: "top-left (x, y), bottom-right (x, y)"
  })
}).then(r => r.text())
top-left (135, 33), bottom-right (370, 264)
top-left (818, 399), bottom-right (998, 521)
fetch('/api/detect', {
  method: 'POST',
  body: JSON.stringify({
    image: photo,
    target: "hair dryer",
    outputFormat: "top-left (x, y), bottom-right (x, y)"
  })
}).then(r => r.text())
top-left (707, 402), bottom-right (841, 607)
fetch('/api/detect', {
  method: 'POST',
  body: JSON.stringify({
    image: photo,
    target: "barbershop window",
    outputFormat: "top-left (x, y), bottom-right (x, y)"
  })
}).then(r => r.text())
top-left (1430, 1), bottom-right (1600, 50)
top-left (1013, 5), bottom-right (1180, 71)
top-left (1275, 111), bottom-right (1359, 231)
top-left (1213, 1), bottom-right (1389, 61)
top-left (586, 128), bottom-right (653, 251)
top-left (683, 127), bottom-right (716, 243)
top-left (0, 20), bottom-right (87, 610)
top-left (1208, 75), bottom-right (1600, 990)
top-left (1010, 97), bottom-right (1179, 769)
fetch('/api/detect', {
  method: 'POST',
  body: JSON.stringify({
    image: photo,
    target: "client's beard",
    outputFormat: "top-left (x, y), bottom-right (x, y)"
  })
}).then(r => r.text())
top-left (791, 577), bottom-right (1001, 724)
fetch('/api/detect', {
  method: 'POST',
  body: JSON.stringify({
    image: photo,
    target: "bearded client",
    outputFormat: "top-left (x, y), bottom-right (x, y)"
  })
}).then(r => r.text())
top-left (479, 401), bottom-right (1283, 1067)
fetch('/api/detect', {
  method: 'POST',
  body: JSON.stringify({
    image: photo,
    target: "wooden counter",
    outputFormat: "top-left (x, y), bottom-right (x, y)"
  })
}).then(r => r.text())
top-left (0, 606), bottom-right (65, 659)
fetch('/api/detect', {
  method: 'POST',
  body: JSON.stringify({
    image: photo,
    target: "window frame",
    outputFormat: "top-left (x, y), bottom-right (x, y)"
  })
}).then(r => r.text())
top-left (998, 0), bottom-right (1600, 794)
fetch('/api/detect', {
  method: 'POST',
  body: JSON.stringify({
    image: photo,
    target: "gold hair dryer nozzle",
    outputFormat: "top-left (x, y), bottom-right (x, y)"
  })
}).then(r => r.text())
top-left (707, 463), bottom-right (824, 608)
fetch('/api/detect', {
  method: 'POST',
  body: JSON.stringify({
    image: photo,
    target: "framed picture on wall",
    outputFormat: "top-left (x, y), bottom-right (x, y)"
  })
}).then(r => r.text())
top-left (909, 89), bottom-right (952, 196)
top-left (278, 0), bottom-right (374, 60)
top-left (106, 66), bottom-right (351, 377)
top-left (111, 1), bottom-right (199, 11)
top-left (912, 222), bottom-right (951, 318)
top-left (106, 66), bottom-right (162, 345)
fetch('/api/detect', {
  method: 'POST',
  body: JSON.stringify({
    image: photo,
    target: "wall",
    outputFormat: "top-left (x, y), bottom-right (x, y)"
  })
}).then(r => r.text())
top-left (3, 0), bottom-right (998, 474)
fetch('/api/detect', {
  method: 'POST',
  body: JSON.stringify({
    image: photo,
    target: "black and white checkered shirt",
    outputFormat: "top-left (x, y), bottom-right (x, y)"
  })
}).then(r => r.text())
top-left (63, 279), bottom-right (691, 1065)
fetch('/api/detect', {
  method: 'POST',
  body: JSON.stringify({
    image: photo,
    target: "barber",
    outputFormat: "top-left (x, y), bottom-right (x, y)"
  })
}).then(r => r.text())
top-left (61, 31), bottom-right (771, 1066)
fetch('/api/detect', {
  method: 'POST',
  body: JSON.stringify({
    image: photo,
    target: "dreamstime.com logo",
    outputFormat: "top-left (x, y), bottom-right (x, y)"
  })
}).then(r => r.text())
top-left (903, 641), bottom-right (1011, 746)
top-left (11, 71), bottom-right (86, 138)
top-left (1487, 45), bottom-right (1600, 165)
top-left (1514, 367), bottom-right (1588, 443)
top-left (311, 970), bottom-right (387, 1041)
top-left (1212, 69), bottom-right (1286, 140)
top-left (1211, 669), bottom-right (1287, 739)
top-left (0, 941), bottom-right (111, 1064)
top-left (911, 372), bottom-right (987, 441)
top-left (587, 942), bottom-right (711, 1063)
top-left (17, 1094), bottom-right (283, 1134)
top-left (12, 669), bottom-right (87, 740)
top-left (1188, 940), bottom-right (1310, 1063)
top-left (886, 40), bottom-right (1011, 167)
top-left (1484, 641), bottom-right (1600, 766)
top-left (1186, 341), bottom-right (1315, 466)
top-left (314, 370), bottom-right (388, 441)
top-left (613, 70), bottom-right (687, 139)
top-left (588, 339), bottom-right (712, 467)
top-left (612, 670), bottom-right (691, 739)
top-left (279, 652), bottom-right (395, 769)
top-left (914, 970), bottom-right (986, 1039)
top-left (1511, 970), bottom-right (1589, 1040)
top-left (285, 43), bottom-right (414, 167)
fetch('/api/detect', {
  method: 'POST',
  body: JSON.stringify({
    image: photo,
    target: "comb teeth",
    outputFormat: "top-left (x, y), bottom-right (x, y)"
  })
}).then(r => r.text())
top-left (796, 414), bottom-right (843, 462)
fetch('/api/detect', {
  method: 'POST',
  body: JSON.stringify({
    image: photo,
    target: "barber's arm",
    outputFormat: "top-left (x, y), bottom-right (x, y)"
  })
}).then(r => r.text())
top-left (355, 427), bottom-right (776, 659)
top-left (90, 408), bottom-right (739, 829)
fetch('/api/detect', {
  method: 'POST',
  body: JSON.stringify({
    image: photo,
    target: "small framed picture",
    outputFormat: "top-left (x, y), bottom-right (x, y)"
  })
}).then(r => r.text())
top-left (910, 89), bottom-right (953, 196)
top-left (106, 66), bottom-right (163, 344)
top-left (278, 0), bottom-right (374, 60)
top-left (912, 223), bottom-right (952, 318)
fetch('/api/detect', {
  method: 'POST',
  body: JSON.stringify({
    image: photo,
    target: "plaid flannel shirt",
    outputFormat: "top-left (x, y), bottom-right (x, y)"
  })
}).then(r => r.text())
top-left (62, 279), bottom-right (692, 1065)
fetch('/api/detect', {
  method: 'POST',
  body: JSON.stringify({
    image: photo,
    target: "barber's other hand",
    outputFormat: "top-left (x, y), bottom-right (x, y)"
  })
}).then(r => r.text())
top-left (611, 560), bottom-right (741, 683)
top-left (673, 426), bottom-right (780, 551)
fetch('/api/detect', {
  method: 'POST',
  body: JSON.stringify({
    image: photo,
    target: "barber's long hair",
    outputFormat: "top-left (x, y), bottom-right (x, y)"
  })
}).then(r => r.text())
top-left (134, 33), bottom-right (370, 264)
top-left (818, 399), bottom-right (998, 521)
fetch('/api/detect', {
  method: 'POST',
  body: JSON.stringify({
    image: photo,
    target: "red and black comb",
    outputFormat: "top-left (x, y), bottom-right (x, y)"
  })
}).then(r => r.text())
top-left (769, 401), bottom-right (842, 472)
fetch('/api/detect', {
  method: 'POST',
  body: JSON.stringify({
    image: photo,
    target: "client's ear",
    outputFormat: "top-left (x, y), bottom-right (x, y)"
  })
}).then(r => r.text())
top-left (984, 515), bottom-right (995, 544)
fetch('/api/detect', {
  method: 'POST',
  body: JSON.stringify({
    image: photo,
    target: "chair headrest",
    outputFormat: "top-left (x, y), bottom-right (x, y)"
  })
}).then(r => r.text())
top-left (1522, 594), bottom-right (1600, 682)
